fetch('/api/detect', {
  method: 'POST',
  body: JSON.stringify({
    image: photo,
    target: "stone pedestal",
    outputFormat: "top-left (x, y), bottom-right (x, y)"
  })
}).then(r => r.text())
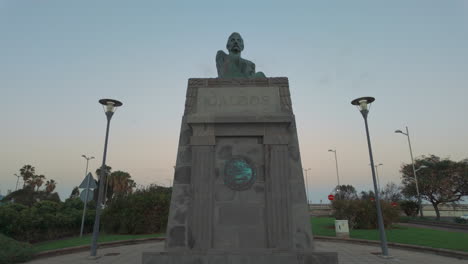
top-left (142, 78), bottom-right (338, 264)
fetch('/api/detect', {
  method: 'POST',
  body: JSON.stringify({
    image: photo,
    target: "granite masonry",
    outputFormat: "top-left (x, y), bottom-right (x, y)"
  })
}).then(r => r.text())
top-left (142, 78), bottom-right (338, 264)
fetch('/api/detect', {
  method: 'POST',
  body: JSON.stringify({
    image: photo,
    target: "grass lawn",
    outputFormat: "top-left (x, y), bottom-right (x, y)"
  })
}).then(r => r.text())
top-left (312, 217), bottom-right (468, 252)
top-left (32, 233), bottom-right (163, 253)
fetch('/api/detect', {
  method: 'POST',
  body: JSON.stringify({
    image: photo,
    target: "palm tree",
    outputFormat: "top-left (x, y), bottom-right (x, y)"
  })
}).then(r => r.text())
top-left (34, 174), bottom-right (46, 191)
top-left (109, 171), bottom-right (134, 197)
top-left (45, 179), bottom-right (57, 193)
top-left (19, 165), bottom-right (35, 189)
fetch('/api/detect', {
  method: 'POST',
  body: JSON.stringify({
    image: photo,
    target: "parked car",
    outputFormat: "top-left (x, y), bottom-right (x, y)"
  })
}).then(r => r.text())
top-left (461, 214), bottom-right (468, 220)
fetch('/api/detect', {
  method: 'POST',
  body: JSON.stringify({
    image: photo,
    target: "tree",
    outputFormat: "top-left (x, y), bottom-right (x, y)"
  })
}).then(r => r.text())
top-left (107, 171), bottom-right (136, 199)
top-left (379, 182), bottom-right (402, 202)
top-left (94, 165), bottom-right (112, 203)
top-left (359, 190), bottom-right (375, 201)
top-left (401, 155), bottom-right (468, 220)
top-left (334, 185), bottom-right (358, 200)
top-left (45, 179), bottom-right (57, 193)
top-left (33, 174), bottom-right (46, 191)
top-left (19, 165), bottom-right (35, 189)
top-left (70, 186), bottom-right (80, 199)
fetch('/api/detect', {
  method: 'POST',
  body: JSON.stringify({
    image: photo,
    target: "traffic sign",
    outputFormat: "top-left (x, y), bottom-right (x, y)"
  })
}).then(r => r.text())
top-left (80, 189), bottom-right (94, 203)
top-left (79, 173), bottom-right (97, 189)
top-left (370, 197), bottom-right (375, 201)
top-left (391, 202), bottom-right (398, 207)
top-left (328, 194), bottom-right (335, 201)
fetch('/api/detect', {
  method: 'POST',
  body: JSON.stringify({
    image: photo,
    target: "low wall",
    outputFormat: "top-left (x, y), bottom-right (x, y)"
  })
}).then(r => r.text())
top-left (308, 204), bottom-right (468, 218)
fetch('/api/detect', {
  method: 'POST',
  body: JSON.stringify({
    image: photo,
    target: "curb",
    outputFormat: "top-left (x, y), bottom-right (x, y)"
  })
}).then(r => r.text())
top-left (33, 237), bottom-right (166, 259)
top-left (33, 236), bottom-right (468, 261)
top-left (315, 235), bottom-right (468, 260)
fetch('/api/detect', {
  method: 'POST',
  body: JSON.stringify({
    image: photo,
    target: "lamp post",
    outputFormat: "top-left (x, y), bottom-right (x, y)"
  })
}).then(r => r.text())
top-left (14, 174), bottom-right (21, 191)
top-left (328, 149), bottom-right (340, 189)
top-left (303, 168), bottom-right (311, 204)
top-left (351, 96), bottom-right (389, 257)
top-left (395, 126), bottom-right (423, 217)
top-left (90, 99), bottom-right (122, 257)
top-left (375, 163), bottom-right (383, 192)
top-left (80, 155), bottom-right (94, 237)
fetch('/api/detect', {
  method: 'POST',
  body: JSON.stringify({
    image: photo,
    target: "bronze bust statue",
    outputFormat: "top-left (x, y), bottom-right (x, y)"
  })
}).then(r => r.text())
top-left (216, 32), bottom-right (266, 78)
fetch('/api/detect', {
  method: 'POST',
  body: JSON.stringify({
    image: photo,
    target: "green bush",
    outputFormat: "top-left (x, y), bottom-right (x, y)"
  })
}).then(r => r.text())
top-left (0, 234), bottom-right (34, 264)
top-left (454, 217), bottom-right (468, 224)
top-left (399, 200), bottom-right (419, 217)
top-left (332, 199), bottom-right (399, 229)
top-left (2, 189), bottom-right (60, 207)
top-left (101, 185), bottom-right (171, 234)
top-left (0, 198), bottom-right (95, 242)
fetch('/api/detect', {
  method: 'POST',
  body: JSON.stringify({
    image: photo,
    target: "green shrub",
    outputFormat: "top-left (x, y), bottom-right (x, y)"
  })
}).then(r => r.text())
top-left (0, 234), bottom-right (33, 264)
top-left (332, 199), bottom-right (399, 229)
top-left (454, 217), bottom-right (468, 224)
top-left (101, 185), bottom-right (171, 234)
top-left (0, 198), bottom-right (95, 242)
top-left (399, 200), bottom-right (419, 217)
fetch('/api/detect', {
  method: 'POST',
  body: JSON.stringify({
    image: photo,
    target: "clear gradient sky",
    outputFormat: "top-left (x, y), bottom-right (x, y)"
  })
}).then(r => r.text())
top-left (1, 0), bottom-right (467, 203)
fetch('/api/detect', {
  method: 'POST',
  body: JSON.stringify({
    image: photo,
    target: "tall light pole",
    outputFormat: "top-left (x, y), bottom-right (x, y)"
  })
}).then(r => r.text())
top-left (90, 99), bottom-right (123, 257)
top-left (80, 155), bottom-right (94, 237)
top-left (375, 163), bottom-right (383, 192)
top-left (395, 126), bottom-right (423, 218)
top-left (303, 168), bottom-right (311, 204)
top-left (351, 96), bottom-right (389, 257)
top-left (14, 174), bottom-right (21, 191)
top-left (328, 149), bottom-right (340, 189)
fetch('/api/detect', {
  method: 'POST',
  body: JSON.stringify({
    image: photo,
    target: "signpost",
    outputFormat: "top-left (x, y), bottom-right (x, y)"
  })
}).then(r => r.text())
top-left (328, 194), bottom-right (335, 201)
top-left (79, 172), bottom-right (97, 237)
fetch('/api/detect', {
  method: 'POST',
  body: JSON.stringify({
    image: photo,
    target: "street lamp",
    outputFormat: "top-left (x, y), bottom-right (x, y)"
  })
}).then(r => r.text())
top-left (328, 149), bottom-right (340, 189)
top-left (375, 163), bottom-right (383, 192)
top-left (80, 155), bottom-right (94, 237)
top-left (14, 174), bottom-right (21, 191)
top-left (351, 96), bottom-right (389, 257)
top-left (303, 168), bottom-right (311, 204)
top-left (395, 126), bottom-right (423, 217)
top-left (90, 99), bottom-right (122, 257)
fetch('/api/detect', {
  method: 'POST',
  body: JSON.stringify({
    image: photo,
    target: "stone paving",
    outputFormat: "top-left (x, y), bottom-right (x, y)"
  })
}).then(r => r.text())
top-left (27, 240), bottom-right (465, 264)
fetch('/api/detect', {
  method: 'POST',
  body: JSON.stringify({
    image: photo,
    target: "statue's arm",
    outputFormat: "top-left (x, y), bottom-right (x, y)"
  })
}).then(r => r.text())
top-left (216, 50), bottom-right (226, 77)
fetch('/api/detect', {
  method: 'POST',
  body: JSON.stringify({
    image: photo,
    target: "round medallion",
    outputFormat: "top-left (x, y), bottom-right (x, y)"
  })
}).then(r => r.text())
top-left (224, 156), bottom-right (256, 191)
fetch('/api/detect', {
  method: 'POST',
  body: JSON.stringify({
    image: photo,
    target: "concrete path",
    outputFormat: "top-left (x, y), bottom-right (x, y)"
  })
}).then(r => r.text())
top-left (27, 240), bottom-right (465, 264)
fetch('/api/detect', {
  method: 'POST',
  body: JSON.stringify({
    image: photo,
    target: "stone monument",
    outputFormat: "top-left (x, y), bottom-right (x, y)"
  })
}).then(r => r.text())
top-left (142, 33), bottom-right (338, 264)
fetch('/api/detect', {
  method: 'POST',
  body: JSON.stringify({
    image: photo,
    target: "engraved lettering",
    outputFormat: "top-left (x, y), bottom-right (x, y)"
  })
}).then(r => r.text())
top-left (239, 96), bottom-right (248, 105)
top-left (250, 96), bottom-right (260, 105)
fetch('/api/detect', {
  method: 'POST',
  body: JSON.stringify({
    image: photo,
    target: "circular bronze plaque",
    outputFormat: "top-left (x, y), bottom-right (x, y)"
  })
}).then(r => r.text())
top-left (224, 156), bottom-right (256, 191)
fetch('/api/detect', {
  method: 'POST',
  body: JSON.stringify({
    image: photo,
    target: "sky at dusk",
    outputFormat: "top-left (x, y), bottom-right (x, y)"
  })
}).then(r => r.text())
top-left (1, 0), bottom-right (467, 203)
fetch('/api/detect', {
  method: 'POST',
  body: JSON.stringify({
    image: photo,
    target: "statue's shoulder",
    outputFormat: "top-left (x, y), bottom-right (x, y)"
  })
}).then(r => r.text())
top-left (241, 57), bottom-right (255, 67)
top-left (216, 50), bottom-right (227, 61)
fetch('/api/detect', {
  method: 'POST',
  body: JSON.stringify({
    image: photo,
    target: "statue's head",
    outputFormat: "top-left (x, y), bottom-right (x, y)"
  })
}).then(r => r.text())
top-left (226, 32), bottom-right (244, 54)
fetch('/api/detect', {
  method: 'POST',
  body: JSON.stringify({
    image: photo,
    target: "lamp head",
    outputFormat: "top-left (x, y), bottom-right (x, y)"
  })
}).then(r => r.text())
top-left (351, 97), bottom-right (375, 117)
top-left (99, 99), bottom-right (123, 113)
top-left (328, 149), bottom-right (335, 152)
top-left (395, 130), bottom-right (403, 134)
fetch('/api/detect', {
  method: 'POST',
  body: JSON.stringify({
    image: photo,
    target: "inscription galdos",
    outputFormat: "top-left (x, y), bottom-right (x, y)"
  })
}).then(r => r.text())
top-left (196, 87), bottom-right (280, 114)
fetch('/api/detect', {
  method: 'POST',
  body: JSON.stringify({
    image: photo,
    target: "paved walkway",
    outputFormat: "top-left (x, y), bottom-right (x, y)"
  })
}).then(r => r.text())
top-left (28, 241), bottom-right (465, 264)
